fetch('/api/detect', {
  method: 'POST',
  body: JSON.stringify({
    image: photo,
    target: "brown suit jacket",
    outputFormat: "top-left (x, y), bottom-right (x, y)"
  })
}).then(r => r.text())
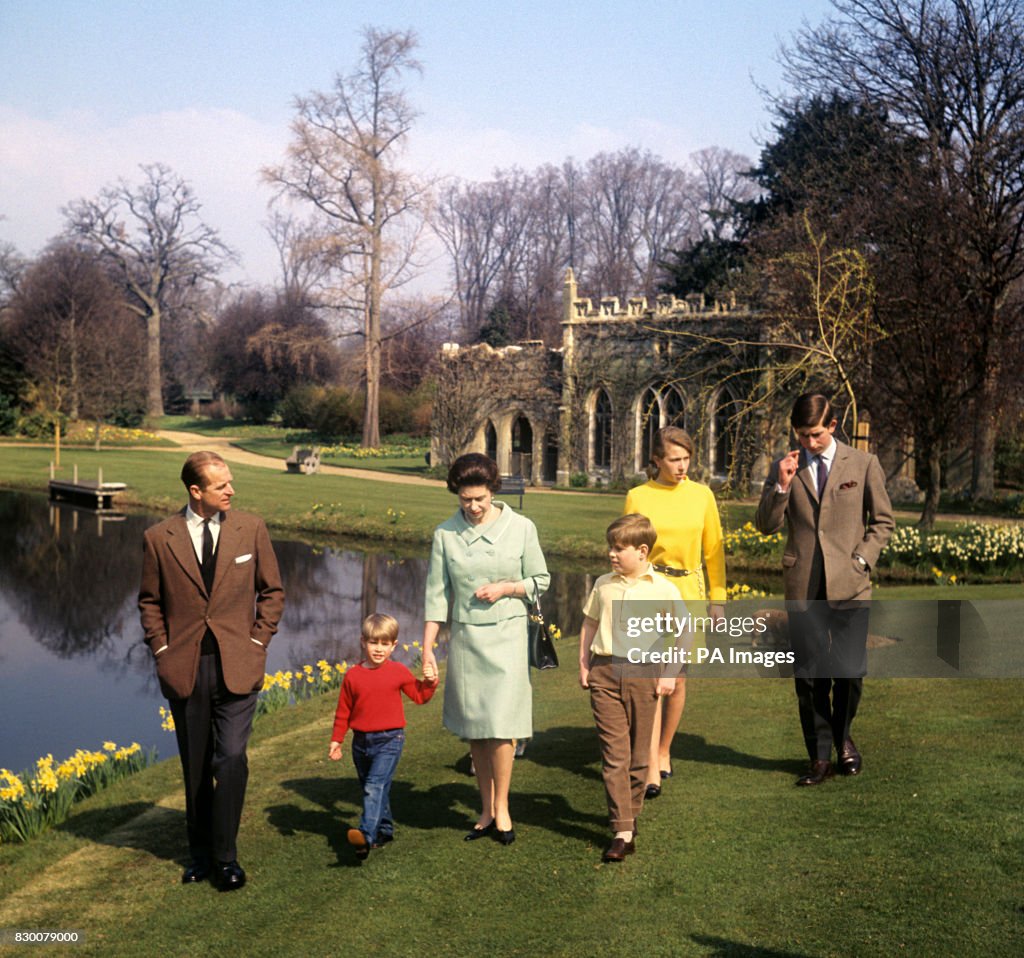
top-left (755, 441), bottom-right (894, 602)
top-left (139, 508), bottom-right (285, 699)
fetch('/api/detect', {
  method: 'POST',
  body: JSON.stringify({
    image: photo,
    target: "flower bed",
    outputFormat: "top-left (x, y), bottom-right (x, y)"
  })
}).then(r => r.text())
top-left (1, 742), bottom-right (155, 844)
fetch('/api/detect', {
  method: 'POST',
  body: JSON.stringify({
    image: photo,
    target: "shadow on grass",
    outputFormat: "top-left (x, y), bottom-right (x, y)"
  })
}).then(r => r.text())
top-left (58, 801), bottom-right (185, 864)
top-left (510, 725), bottom-right (604, 783)
top-left (269, 773), bottom-right (608, 858)
top-left (690, 935), bottom-right (813, 957)
top-left (676, 733), bottom-right (806, 777)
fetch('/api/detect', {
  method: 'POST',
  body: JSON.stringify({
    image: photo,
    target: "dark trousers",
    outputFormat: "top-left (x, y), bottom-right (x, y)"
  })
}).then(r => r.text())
top-left (351, 728), bottom-right (405, 843)
top-left (169, 651), bottom-right (258, 863)
top-left (788, 601), bottom-right (869, 762)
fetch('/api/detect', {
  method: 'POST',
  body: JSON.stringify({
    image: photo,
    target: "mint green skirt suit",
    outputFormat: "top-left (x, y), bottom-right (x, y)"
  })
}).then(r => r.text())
top-left (424, 502), bottom-right (549, 740)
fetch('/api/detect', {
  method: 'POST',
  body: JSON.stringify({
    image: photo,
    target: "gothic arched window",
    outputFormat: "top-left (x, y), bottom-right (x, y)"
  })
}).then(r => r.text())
top-left (592, 388), bottom-right (612, 470)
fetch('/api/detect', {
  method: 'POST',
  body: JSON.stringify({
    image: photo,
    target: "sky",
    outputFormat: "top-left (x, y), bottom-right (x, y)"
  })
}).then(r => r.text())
top-left (0, 0), bottom-right (837, 291)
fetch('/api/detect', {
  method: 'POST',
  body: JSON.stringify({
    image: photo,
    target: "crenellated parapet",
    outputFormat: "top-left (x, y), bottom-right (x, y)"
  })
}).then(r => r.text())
top-left (564, 269), bottom-right (741, 324)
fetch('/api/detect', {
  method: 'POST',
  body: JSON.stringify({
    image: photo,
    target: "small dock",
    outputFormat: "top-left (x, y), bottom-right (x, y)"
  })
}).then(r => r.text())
top-left (48, 464), bottom-right (127, 511)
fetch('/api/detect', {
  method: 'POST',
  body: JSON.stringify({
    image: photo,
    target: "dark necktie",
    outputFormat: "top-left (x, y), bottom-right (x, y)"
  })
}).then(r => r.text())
top-left (201, 518), bottom-right (215, 593)
top-left (816, 455), bottom-right (828, 498)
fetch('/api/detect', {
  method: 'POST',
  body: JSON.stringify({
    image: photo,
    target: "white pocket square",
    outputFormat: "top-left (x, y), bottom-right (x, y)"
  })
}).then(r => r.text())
top-left (234, 553), bottom-right (253, 564)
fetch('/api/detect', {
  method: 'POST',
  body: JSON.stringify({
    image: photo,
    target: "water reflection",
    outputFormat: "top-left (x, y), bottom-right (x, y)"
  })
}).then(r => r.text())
top-left (0, 491), bottom-right (591, 772)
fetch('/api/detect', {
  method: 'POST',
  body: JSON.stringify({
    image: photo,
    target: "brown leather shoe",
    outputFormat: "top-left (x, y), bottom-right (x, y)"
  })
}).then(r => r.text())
top-left (838, 739), bottom-right (862, 776)
top-left (602, 837), bottom-right (636, 862)
top-left (796, 759), bottom-right (834, 786)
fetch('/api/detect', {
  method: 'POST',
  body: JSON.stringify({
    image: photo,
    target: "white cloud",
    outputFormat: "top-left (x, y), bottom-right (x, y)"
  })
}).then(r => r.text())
top-left (0, 105), bottom-right (287, 285)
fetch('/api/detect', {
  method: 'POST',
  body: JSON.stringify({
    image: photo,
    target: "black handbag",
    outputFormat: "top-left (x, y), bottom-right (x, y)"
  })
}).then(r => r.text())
top-left (527, 577), bottom-right (558, 670)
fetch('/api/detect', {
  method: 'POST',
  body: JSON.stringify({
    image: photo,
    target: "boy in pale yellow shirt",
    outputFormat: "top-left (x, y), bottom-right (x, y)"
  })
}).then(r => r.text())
top-left (579, 514), bottom-right (684, 863)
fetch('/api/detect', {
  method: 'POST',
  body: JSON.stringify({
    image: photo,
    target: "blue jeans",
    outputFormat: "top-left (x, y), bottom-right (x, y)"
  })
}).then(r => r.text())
top-left (351, 729), bottom-right (405, 842)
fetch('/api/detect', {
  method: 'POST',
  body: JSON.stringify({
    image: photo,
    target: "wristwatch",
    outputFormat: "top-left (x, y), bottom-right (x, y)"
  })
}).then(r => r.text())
top-left (854, 554), bottom-right (869, 570)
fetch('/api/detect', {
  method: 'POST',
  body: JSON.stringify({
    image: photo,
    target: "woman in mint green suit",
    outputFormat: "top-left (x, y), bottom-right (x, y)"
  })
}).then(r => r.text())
top-left (422, 454), bottom-right (549, 845)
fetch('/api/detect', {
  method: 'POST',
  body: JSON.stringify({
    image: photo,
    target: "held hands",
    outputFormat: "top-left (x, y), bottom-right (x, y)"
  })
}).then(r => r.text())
top-left (474, 581), bottom-right (515, 603)
top-left (422, 649), bottom-right (438, 683)
top-left (777, 450), bottom-right (800, 491)
top-left (328, 741), bottom-right (343, 762)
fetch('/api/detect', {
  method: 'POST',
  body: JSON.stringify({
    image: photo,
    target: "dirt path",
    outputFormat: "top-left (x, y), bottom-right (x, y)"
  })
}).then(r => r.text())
top-left (154, 430), bottom-right (447, 487)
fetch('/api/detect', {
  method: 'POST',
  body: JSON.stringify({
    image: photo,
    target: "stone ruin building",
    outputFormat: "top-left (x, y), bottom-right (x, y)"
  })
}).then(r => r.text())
top-left (431, 269), bottom-right (910, 493)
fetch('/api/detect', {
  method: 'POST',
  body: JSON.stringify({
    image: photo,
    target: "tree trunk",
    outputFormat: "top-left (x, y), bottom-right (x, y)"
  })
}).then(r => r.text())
top-left (970, 381), bottom-right (997, 500)
top-left (918, 443), bottom-right (942, 529)
top-left (146, 307), bottom-right (164, 418)
top-left (361, 221), bottom-right (383, 449)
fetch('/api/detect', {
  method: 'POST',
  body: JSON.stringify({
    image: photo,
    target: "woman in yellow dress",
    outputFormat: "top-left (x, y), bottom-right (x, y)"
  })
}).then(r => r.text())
top-left (623, 426), bottom-right (726, 797)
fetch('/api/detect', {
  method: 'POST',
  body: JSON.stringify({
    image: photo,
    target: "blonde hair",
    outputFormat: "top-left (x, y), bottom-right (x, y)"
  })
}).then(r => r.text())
top-left (361, 613), bottom-right (399, 645)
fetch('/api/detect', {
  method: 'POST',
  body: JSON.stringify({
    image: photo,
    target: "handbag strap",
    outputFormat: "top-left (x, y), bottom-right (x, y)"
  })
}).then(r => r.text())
top-left (528, 575), bottom-right (543, 615)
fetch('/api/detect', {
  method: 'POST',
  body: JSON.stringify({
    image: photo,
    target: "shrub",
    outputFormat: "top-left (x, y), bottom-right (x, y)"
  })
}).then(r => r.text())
top-left (312, 387), bottom-right (361, 439)
top-left (0, 394), bottom-right (18, 436)
top-left (279, 384), bottom-right (324, 430)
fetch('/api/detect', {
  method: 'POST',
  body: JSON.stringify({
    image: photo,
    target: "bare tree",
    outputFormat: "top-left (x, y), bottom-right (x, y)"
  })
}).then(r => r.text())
top-left (63, 163), bottom-right (232, 418)
top-left (690, 146), bottom-right (759, 240)
top-left (264, 27), bottom-right (426, 448)
top-left (265, 210), bottom-right (342, 307)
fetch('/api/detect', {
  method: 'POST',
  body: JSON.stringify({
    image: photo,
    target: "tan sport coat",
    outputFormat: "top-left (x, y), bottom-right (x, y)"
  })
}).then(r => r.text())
top-left (139, 508), bottom-right (285, 699)
top-left (755, 441), bottom-right (894, 602)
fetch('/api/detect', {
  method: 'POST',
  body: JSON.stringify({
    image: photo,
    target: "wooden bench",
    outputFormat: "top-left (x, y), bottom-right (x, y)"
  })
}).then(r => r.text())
top-left (500, 475), bottom-right (527, 509)
top-left (286, 446), bottom-right (321, 474)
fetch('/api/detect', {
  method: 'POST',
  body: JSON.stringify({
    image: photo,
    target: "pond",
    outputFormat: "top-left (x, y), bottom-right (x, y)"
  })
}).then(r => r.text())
top-left (0, 491), bottom-right (592, 773)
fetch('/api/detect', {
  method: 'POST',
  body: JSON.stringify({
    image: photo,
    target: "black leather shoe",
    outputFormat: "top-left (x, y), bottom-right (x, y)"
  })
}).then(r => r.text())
top-left (796, 759), bottom-right (834, 786)
top-left (181, 858), bottom-right (211, 884)
top-left (372, 833), bottom-right (394, 848)
top-left (660, 762), bottom-right (673, 780)
top-left (838, 739), bottom-right (862, 776)
top-left (494, 828), bottom-right (516, 846)
top-left (464, 822), bottom-right (494, 841)
top-left (215, 860), bottom-right (246, 891)
top-left (347, 827), bottom-right (370, 859)
top-left (644, 783), bottom-right (662, 800)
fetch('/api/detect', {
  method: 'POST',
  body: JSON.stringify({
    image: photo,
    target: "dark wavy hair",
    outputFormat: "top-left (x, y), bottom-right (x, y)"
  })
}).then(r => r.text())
top-left (790, 393), bottom-right (834, 430)
top-left (446, 453), bottom-right (502, 494)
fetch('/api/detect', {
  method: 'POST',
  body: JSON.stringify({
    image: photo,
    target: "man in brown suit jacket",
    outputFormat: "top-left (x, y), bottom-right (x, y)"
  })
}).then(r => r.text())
top-left (139, 451), bottom-right (284, 889)
top-left (755, 394), bottom-right (893, 786)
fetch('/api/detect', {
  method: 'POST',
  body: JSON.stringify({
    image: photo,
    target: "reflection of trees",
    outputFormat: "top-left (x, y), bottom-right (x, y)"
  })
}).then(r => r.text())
top-left (0, 494), bottom-right (150, 658)
top-left (0, 491), bottom-right (596, 677)
top-left (273, 545), bottom-right (431, 669)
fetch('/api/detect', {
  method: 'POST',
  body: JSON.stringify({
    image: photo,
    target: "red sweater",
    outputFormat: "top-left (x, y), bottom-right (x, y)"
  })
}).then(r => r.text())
top-left (331, 660), bottom-right (436, 742)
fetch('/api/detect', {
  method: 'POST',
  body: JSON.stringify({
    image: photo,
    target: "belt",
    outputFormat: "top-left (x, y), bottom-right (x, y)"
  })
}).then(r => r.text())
top-left (652, 564), bottom-right (695, 578)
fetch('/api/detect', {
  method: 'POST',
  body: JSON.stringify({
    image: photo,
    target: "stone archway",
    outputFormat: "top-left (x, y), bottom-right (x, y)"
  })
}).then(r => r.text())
top-left (590, 388), bottom-right (612, 471)
top-left (511, 415), bottom-right (533, 479)
top-left (635, 383), bottom-right (685, 472)
top-left (484, 419), bottom-right (497, 462)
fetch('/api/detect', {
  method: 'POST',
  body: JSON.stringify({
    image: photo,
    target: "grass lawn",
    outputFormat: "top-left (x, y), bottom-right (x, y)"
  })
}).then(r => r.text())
top-left (0, 665), bottom-right (1020, 956)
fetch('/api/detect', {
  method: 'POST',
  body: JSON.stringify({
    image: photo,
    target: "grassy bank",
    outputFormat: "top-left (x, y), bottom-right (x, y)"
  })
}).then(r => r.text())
top-left (0, 446), bottom-right (651, 562)
top-left (5, 444), bottom-right (1024, 587)
top-left (0, 665), bottom-right (1020, 956)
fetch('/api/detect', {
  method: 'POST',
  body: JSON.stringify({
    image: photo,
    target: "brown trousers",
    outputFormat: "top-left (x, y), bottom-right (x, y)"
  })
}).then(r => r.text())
top-left (588, 656), bottom-right (659, 833)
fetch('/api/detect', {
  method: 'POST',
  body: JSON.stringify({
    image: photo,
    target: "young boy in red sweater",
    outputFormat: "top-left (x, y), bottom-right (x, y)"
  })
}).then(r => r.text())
top-left (329, 613), bottom-right (438, 860)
